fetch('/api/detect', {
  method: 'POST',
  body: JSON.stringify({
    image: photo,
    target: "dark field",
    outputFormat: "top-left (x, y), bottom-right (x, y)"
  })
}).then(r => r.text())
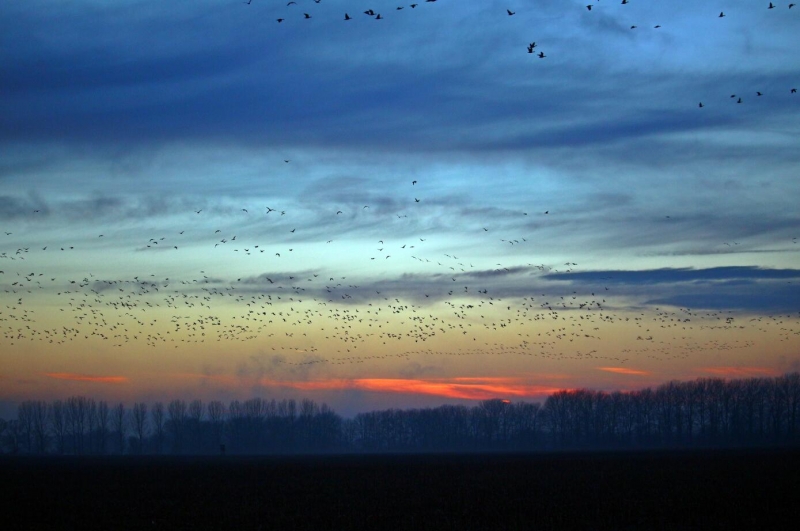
top-left (3, 449), bottom-right (799, 530)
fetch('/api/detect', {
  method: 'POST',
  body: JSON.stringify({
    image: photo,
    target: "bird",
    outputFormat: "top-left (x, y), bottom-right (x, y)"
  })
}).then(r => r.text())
top-left (304, 13), bottom-right (311, 18)
top-left (586, 5), bottom-right (592, 10)
top-left (698, 102), bottom-right (704, 108)
top-left (792, 88), bottom-right (797, 93)
top-left (538, 51), bottom-right (546, 58)
top-left (345, 13), bottom-right (351, 20)
top-left (719, 12), bottom-right (725, 17)
top-left (769, 2), bottom-right (775, 8)
top-left (507, 9), bottom-right (515, 16)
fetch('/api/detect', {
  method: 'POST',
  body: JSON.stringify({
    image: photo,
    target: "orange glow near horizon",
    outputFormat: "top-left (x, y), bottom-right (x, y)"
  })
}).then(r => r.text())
top-left (251, 376), bottom-right (564, 401)
top-left (597, 367), bottom-right (652, 376)
top-left (45, 373), bottom-right (128, 384)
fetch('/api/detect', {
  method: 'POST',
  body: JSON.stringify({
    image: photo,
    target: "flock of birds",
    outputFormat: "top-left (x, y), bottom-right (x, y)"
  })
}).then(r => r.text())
top-left (1, 1), bottom-right (798, 388)
top-left (245, 0), bottom-right (799, 105)
top-left (2, 169), bottom-right (798, 375)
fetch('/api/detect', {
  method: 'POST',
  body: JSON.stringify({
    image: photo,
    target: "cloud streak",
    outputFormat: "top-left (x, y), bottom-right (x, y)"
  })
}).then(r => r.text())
top-left (45, 373), bottom-right (128, 383)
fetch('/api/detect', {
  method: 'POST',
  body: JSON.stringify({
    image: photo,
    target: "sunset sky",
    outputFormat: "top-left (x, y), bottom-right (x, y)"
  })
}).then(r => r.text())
top-left (1, 0), bottom-right (798, 418)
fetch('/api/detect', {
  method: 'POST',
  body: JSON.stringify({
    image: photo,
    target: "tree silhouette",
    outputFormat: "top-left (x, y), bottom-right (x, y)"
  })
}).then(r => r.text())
top-left (111, 402), bottom-right (126, 454)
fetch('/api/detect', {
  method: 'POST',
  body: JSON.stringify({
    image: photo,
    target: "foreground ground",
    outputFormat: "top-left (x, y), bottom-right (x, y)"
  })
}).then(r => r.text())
top-left (3, 448), bottom-right (799, 530)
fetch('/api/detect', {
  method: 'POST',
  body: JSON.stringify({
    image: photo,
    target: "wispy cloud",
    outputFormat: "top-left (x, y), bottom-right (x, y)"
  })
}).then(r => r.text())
top-left (597, 367), bottom-right (652, 376)
top-left (45, 372), bottom-right (128, 383)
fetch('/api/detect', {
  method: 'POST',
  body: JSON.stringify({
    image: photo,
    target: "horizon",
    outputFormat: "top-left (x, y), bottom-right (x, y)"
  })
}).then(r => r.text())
top-left (1, 1), bottom-right (799, 418)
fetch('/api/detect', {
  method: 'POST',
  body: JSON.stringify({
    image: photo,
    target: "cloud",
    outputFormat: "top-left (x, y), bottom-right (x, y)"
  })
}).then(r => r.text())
top-left (44, 372), bottom-right (128, 383)
top-left (545, 266), bottom-right (800, 285)
top-left (597, 367), bottom-right (652, 376)
top-left (249, 376), bottom-right (564, 402)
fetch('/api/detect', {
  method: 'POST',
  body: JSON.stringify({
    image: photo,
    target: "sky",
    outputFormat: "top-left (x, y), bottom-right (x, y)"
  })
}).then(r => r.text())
top-left (1, 0), bottom-right (799, 418)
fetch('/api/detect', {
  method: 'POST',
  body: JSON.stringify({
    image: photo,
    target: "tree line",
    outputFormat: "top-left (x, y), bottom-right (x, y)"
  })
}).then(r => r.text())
top-left (2, 372), bottom-right (799, 455)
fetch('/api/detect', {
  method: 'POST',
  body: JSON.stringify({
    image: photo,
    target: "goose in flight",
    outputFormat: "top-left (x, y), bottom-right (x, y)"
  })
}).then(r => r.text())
top-left (507, 9), bottom-right (515, 15)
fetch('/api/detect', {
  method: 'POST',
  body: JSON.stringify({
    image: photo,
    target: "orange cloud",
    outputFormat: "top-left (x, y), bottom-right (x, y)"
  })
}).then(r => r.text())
top-left (254, 377), bottom-right (562, 401)
top-left (698, 366), bottom-right (780, 378)
top-left (45, 373), bottom-right (128, 383)
top-left (597, 367), bottom-right (652, 376)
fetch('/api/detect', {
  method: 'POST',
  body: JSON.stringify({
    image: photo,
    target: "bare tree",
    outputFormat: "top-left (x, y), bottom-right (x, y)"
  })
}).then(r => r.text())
top-left (188, 399), bottom-right (204, 452)
top-left (95, 401), bottom-right (110, 455)
top-left (167, 399), bottom-right (188, 453)
top-left (151, 402), bottom-right (165, 454)
top-left (111, 402), bottom-right (127, 454)
top-left (16, 402), bottom-right (35, 453)
top-left (0, 418), bottom-right (6, 454)
top-left (131, 402), bottom-right (148, 454)
top-left (49, 400), bottom-right (67, 454)
top-left (66, 396), bottom-right (89, 454)
top-left (2, 419), bottom-right (22, 454)
top-left (86, 398), bottom-right (98, 453)
top-left (207, 400), bottom-right (225, 450)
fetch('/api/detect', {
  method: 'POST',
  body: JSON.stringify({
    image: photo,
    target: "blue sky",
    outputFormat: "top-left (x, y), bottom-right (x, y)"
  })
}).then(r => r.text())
top-left (1, 0), bottom-right (798, 416)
